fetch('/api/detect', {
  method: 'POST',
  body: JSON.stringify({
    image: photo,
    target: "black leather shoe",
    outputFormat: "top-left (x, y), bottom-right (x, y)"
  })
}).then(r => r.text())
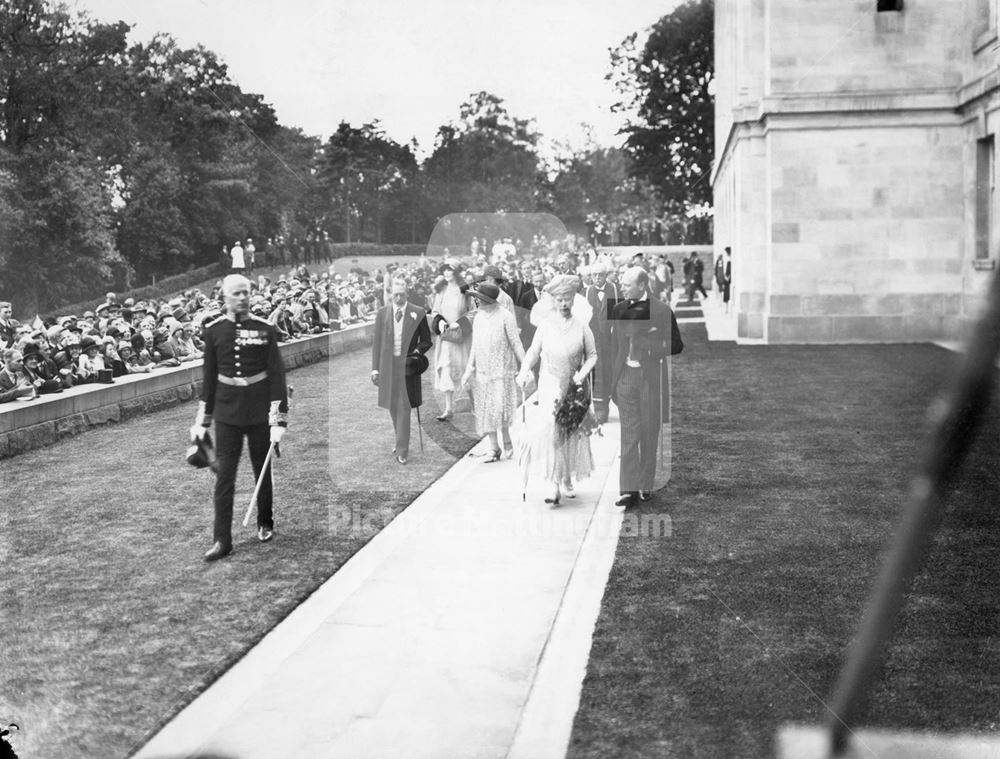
top-left (258, 526), bottom-right (274, 543)
top-left (204, 542), bottom-right (232, 561)
top-left (615, 493), bottom-right (637, 508)
top-left (639, 490), bottom-right (653, 501)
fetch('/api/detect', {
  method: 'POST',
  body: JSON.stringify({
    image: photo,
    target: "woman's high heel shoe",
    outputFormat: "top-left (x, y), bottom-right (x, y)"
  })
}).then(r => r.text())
top-left (436, 410), bottom-right (453, 422)
top-left (544, 484), bottom-right (561, 505)
top-left (503, 442), bottom-right (514, 459)
top-left (484, 448), bottom-right (501, 463)
top-left (562, 480), bottom-right (576, 498)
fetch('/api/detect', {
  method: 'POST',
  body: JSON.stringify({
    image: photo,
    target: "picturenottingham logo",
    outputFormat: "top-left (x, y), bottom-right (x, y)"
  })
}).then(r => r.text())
top-left (0, 719), bottom-right (22, 759)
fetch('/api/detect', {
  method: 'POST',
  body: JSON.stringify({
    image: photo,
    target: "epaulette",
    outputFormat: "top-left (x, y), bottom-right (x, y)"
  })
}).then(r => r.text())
top-left (202, 314), bottom-right (226, 329)
top-left (244, 314), bottom-right (273, 328)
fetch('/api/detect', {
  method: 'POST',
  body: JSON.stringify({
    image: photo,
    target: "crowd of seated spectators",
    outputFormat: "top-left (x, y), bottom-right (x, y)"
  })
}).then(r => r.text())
top-left (0, 233), bottom-right (671, 406)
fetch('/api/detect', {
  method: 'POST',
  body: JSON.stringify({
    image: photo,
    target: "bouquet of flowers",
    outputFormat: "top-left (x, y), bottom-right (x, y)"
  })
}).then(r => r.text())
top-left (553, 379), bottom-right (598, 441)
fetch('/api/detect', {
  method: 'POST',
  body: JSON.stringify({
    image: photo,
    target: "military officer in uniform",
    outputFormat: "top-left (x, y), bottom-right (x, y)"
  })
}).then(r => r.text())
top-left (191, 274), bottom-right (289, 561)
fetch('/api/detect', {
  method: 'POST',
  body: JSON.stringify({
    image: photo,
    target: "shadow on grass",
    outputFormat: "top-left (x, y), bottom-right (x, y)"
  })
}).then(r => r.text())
top-left (569, 325), bottom-right (1000, 758)
top-left (2, 347), bottom-right (480, 759)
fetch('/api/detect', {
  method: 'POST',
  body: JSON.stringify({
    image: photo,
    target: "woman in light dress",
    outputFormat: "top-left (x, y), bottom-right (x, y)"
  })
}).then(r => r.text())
top-left (461, 283), bottom-right (525, 462)
top-left (516, 274), bottom-right (597, 504)
top-left (430, 261), bottom-right (474, 421)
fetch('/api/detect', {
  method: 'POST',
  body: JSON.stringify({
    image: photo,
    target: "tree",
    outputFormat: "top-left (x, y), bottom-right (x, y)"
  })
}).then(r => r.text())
top-left (423, 92), bottom-right (544, 223)
top-left (609, 0), bottom-right (713, 242)
top-left (319, 121), bottom-right (417, 243)
top-left (0, 1), bottom-right (127, 311)
top-left (545, 139), bottom-right (631, 232)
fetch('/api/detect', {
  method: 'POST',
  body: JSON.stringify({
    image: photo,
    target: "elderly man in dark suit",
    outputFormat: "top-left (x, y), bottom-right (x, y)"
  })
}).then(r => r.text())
top-left (371, 276), bottom-right (433, 465)
top-left (609, 266), bottom-right (683, 508)
top-left (585, 260), bottom-right (618, 424)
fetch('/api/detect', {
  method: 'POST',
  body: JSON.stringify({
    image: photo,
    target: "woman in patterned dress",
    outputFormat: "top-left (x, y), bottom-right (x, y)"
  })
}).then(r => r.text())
top-left (516, 274), bottom-right (597, 504)
top-left (461, 283), bottom-right (525, 462)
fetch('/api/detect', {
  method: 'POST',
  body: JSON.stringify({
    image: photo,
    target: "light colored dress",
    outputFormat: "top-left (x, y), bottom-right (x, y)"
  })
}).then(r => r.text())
top-left (522, 313), bottom-right (598, 482)
top-left (432, 283), bottom-right (472, 392)
top-left (467, 306), bottom-right (523, 434)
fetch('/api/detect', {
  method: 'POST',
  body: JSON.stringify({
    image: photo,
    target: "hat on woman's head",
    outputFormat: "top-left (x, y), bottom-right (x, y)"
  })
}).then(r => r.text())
top-left (437, 258), bottom-right (462, 276)
top-left (470, 283), bottom-right (500, 304)
top-left (79, 336), bottom-right (100, 352)
top-left (21, 342), bottom-right (43, 361)
top-left (545, 274), bottom-right (579, 298)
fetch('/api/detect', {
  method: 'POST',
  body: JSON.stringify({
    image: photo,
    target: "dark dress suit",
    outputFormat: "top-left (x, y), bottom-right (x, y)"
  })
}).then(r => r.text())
top-left (515, 285), bottom-right (539, 351)
top-left (609, 295), bottom-right (683, 498)
top-left (586, 281), bottom-right (618, 423)
top-left (200, 313), bottom-right (288, 547)
top-left (372, 301), bottom-right (433, 459)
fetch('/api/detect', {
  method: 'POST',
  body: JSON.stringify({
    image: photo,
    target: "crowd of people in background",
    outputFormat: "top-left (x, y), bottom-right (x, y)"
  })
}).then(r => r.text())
top-left (0, 234), bottom-right (727, 406)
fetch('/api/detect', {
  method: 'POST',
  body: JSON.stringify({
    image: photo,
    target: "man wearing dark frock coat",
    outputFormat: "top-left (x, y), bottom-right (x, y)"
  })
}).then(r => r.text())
top-left (609, 266), bottom-right (683, 509)
top-left (371, 277), bottom-right (433, 465)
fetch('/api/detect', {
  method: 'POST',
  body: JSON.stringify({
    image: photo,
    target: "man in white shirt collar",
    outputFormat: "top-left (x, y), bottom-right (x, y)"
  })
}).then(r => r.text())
top-left (371, 277), bottom-right (433, 465)
top-left (609, 266), bottom-right (683, 508)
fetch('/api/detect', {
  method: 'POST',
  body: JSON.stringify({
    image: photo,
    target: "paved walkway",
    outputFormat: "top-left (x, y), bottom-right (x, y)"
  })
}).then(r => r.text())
top-left (135, 400), bottom-right (627, 759)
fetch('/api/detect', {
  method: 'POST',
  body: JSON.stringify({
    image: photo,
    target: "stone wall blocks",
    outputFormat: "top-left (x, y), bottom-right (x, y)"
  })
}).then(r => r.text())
top-left (0, 325), bottom-right (374, 460)
top-left (831, 315), bottom-right (909, 341)
top-left (772, 222), bottom-right (801, 243)
top-left (768, 315), bottom-right (834, 343)
top-left (769, 294), bottom-right (803, 315)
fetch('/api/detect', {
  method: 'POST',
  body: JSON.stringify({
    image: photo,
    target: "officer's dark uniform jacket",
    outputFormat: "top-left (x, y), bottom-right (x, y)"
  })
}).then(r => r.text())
top-left (196, 313), bottom-right (288, 427)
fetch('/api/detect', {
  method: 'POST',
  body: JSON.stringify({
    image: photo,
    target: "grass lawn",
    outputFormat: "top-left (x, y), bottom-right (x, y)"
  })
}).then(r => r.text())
top-left (0, 346), bottom-right (479, 759)
top-left (567, 322), bottom-right (1000, 758)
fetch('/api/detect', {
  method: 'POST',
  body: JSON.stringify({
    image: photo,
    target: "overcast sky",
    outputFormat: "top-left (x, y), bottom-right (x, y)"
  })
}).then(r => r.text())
top-left (69, 0), bottom-right (676, 157)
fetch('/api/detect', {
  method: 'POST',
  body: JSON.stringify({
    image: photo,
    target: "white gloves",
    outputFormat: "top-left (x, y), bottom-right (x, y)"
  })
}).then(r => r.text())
top-left (270, 426), bottom-right (286, 444)
top-left (190, 424), bottom-right (207, 441)
top-left (370, 370), bottom-right (379, 386)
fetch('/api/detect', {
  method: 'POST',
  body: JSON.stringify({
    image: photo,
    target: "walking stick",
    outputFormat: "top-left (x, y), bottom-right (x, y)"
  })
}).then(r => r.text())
top-left (416, 406), bottom-right (424, 452)
top-left (659, 359), bottom-right (665, 476)
top-left (242, 385), bottom-right (292, 527)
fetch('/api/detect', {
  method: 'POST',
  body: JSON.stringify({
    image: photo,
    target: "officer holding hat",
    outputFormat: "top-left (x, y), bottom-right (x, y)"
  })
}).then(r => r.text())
top-left (191, 274), bottom-right (288, 561)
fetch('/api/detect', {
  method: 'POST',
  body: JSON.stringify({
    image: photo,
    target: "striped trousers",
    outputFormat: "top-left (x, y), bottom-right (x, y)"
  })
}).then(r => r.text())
top-left (615, 364), bottom-right (661, 494)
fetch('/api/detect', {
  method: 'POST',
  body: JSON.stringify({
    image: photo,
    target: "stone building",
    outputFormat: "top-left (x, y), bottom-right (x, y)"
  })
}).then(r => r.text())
top-left (712, 0), bottom-right (999, 343)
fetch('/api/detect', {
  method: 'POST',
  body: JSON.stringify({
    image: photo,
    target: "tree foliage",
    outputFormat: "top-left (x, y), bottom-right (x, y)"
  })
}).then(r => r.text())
top-left (424, 92), bottom-right (543, 218)
top-left (0, 0), bottom-right (704, 314)
top-left (609, 0), bottom-right (713, 238)
top-left (319, 121), bottom-right (417, 244)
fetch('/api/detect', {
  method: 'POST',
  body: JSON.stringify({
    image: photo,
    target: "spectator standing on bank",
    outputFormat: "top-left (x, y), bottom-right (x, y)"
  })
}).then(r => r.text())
top-left (230, 240), bottom-right (246, 274)
top-left (245, 238), bottom-right (256, 278)
top-left (0, 302), bottom-right (15, 349)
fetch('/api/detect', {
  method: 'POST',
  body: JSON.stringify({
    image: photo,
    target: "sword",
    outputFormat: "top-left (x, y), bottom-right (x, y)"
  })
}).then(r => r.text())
top-left (242, 385), bottom-right (293, 527)
top-left (243, 441), bottom-right (276, 527)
